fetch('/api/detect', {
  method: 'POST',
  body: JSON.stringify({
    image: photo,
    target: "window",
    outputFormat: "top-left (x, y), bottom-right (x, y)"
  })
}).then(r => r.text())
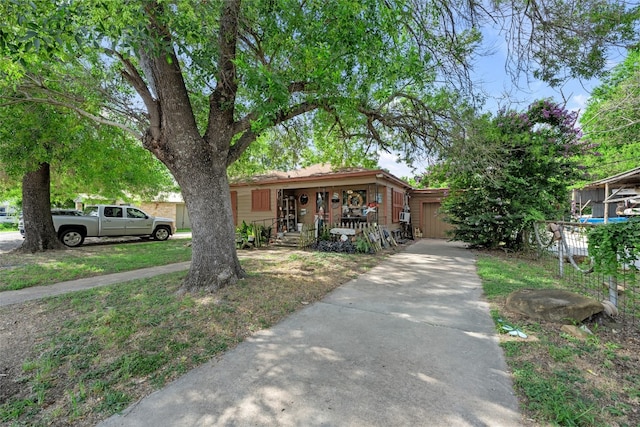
top-left (104, 207), bottom-right (123, 218)
top-left (127, 208), bottom-right (148, 219)
top-left (84, 206), bottom-right (99, 217)
top-left (392, 190), bottom-right (404, 223)
top-left (251, 189), bottom-right (271, 211)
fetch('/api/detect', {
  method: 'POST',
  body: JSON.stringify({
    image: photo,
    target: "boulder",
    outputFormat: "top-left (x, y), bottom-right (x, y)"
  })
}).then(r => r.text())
top-left (505, 289), bottom-right (603, 324)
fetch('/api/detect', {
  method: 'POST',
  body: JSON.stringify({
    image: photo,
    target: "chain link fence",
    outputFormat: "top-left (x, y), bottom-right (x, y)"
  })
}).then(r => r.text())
top-left (533, 221), bottom-right (639, 325)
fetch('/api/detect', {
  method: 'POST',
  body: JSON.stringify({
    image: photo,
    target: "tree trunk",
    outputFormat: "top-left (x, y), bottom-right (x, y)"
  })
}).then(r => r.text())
top-left (165, 140), bottom-right (246, 294)
top-left (134, 4), bottom-right (247, 293)
top-left (20, 163), bottom-right (65, 252)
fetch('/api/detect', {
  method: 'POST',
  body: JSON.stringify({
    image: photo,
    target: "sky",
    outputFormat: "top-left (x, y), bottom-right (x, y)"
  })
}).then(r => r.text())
top-left (377, 26), bottom-right (625, 180)
top-left (377, 77), bottom-right (596, 180)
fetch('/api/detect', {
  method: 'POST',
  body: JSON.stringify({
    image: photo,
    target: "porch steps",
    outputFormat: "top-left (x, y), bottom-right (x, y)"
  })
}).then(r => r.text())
top-left (273, 231), bottom-right (301, 247)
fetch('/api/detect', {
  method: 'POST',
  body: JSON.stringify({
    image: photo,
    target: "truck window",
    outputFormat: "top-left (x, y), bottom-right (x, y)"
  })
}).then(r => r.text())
top-left (126, 208), bottom-right (148, 219)
top-left (104, 207), bottom-right (123, 218)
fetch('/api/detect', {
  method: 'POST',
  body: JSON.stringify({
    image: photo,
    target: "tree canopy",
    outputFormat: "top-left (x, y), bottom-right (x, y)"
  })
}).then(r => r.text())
top-left (2, 1), bottom-right (636, 166)
top-left (580, 48), bottom-right (640, 179)
top-left (0, 102), bottom-right (175, 205)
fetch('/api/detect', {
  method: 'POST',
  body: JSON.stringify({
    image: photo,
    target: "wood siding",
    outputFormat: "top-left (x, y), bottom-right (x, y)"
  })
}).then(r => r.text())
top-left (230, 191), bottom-right (238, 226)
top-left (409, 189), bottom-right (451, 239)
top-left (420, 202), bottom-right (452, 238)
top-left (234, 186), bottom-right (277, 228)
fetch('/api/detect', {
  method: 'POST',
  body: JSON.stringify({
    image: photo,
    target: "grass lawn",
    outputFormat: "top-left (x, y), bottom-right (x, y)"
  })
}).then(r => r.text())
top-left (0, 224), bottom-right (18, 232)
top-left (477, 252), bottom-right (640, 427)
top-left (0, 239), bottom-right (193, 291)
top-left (0, 242), bottom-right (385, 426)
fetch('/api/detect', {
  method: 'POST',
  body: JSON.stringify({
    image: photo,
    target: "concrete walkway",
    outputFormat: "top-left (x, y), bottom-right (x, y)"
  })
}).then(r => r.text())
top-left (0, 262), bottom-right (191, 307)
top-left (93, 239), bottom-right (523, 427)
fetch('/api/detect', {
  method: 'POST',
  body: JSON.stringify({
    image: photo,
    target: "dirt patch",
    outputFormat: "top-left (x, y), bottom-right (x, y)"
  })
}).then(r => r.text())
top-left (1, 303), bottom-right (46, 402)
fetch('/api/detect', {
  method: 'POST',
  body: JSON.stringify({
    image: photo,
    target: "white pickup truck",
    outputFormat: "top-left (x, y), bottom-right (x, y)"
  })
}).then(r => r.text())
top-left (51, 205), bottom-right (175, 247)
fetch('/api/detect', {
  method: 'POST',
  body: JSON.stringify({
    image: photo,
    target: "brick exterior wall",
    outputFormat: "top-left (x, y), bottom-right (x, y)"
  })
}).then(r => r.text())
top-left (139, 202), bottom-right (177, 222)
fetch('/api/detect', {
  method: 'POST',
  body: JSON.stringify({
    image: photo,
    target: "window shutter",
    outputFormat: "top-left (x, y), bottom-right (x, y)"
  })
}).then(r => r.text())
top-left (251, 189), bottom-right (270, 211)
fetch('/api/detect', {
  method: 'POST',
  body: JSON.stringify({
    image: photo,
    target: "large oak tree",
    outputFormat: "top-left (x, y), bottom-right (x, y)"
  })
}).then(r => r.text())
top-left (1, 0), bottom-right (637, 292)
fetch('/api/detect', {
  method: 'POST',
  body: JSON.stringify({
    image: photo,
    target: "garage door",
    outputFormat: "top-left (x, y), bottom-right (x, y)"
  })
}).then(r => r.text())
top-left (421, 202), bottom-right (452, 239)
top-left (176, 204), bottom-right (191, 229)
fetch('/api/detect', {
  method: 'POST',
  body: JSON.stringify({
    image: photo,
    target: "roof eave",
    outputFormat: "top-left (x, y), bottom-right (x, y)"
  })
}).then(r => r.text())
top-left (581, 166), bottom-right (640, 188)
top-left (230, 168), bottom-right (412, 189)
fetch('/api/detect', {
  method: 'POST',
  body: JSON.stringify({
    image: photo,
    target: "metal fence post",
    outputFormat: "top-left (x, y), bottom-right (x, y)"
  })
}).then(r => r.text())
top-left (558, 233), bottom-right (564, 277)
top-left (608, 276), bottom-right (618, 307)
top-left (556, 226), bottom-right (564, 277)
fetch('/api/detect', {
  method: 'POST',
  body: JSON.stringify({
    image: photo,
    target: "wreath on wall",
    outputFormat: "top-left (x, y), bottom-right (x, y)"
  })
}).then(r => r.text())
top-left (348, 193), bottom-right (364, 208)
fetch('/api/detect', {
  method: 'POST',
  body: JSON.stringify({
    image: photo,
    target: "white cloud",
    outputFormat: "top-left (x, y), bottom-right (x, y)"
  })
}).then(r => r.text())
top-left (570, 94), bottom-right (589, 112)
top-left (377, 151), bottom-right (415, 178)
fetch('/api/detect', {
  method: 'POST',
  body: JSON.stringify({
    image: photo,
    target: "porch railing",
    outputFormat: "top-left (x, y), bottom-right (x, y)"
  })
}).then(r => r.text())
top-left (329, 215), bottom-right (388, 229)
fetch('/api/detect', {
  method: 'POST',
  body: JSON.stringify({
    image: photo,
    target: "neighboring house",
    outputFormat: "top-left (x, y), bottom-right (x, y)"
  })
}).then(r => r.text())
top-left (573, 166), bottom-right (640, 223)
top-left (139, 192), bottom-right (190, 230)
top-left (71, 194), bottom-right (192, 230)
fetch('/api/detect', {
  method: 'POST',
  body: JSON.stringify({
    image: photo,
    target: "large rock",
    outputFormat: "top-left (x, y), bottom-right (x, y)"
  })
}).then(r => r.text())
top-left (505, 289), bottom-right (603, 323)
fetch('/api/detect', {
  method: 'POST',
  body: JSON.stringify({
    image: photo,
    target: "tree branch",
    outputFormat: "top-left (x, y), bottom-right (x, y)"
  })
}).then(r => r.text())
top-left (0, 73), bottom-right (146, 138)
top-left (231, 80), bottom-right (314, 134)
top-left (207, 0), bottom-right (241, 140)
top-left (106, 48), bottom-right (158, 117)
top-left (226, 129), bottom-right (257, 166)
top-left (2, 94), bottom-right (142, 139)
top-left (228, 100), bottom-right (320, 164)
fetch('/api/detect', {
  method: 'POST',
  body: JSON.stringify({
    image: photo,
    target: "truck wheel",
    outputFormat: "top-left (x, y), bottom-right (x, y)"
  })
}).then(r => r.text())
top-left (60, 229), bottom-right (85, 247)
top-left (153, 226), bottom-right (171, 241)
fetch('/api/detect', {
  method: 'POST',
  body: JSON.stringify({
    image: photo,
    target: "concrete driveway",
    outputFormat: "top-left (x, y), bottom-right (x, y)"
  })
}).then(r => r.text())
top-left (98, 239), bottom-right (522, 427)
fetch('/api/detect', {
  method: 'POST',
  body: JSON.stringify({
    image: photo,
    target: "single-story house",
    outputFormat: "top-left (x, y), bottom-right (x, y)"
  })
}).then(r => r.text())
top-left (230, 164), bottom-right (451, 238)
top-left (573, 166), bottom-right (640, 223)
top-left (229, 164), bottom-right (411, 233)
top-left (138, 193), bottom-right (190, 230)
top-left (138, 164), bottom-right (452, 239)
top-left (70, 193), bottom-right (192, 230)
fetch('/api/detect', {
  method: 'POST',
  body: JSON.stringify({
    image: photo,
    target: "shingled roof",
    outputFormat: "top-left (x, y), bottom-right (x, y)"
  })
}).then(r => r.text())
top-left (230, 164), bottom-right (411, 188)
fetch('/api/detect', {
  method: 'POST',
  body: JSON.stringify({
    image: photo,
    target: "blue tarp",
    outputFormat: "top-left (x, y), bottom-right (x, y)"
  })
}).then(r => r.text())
top-left (578, 217), bottom-right (629, 224)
